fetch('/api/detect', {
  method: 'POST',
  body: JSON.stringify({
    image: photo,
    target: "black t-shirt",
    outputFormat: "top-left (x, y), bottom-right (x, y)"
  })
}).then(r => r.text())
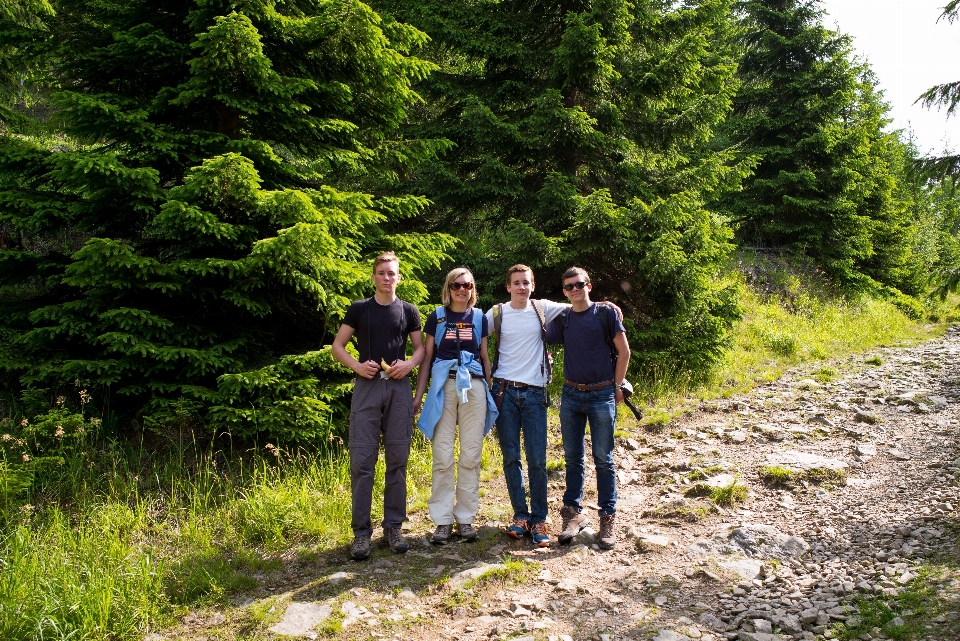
top-left (423, 307), bottom-right (489, 361)
top-left (342, 297), bottom-right (421, 364)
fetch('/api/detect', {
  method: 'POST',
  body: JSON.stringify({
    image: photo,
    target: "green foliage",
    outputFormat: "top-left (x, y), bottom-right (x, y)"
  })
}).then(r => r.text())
top-left (725, 0), bottom-right (919, 292)
top-left (0, 0), bottom-right (454, 440)
top-left (372, 0), bottom-right (751, 374)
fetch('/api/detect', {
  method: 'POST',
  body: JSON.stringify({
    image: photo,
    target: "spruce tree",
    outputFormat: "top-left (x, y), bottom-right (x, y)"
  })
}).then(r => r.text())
top-left (371, 0), bottom-right (751, 373)
top-left (724, 0), bottom-right (915, 289)
top-left (0, 0), bottom-right (452, 439)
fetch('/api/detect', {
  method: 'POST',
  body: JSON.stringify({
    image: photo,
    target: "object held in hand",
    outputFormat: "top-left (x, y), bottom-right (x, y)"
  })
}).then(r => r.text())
top-left (380, 358), bottom-right (391, 378)
top-left (618, 380), bottom-right (643, 421)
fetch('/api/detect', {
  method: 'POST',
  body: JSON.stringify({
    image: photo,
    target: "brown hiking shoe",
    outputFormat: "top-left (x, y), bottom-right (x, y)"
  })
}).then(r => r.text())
top-left (598, 513), bottom-right (616, 549)
top-left (457, 522), bottom-right (478, 542)
top-left (557, 505), bottom-right (589, 544)
top-left (350, 534), bottom-right (371, 560)
top-left (384, 527), bottom-right (409, 554)
top-left (432, 523), bottom-right (453, 545)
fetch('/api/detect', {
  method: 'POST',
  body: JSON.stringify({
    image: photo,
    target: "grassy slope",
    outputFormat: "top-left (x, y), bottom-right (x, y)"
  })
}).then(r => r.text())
top-left (0, 280), bottom-right (955, 640)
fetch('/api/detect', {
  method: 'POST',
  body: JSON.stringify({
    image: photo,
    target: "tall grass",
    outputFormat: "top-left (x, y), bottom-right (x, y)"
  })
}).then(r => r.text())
top-left (0, 435), bottom-right (437, 640)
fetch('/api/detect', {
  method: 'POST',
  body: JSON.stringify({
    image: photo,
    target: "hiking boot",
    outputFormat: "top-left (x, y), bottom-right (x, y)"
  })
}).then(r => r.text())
top-left (598, 513), bottom-right (616, 550)
top-left (505, 517), bottom-right (529, 539)
top-left (384, 527), bottom-right (409, 554)
top-left (351, 534), bottom-right (371, 560)
top-left (432, 523), bottom-right (453, 545)
top-left (457, 522), bottom-right (478, 542)
top-left (530, 521), bottom-right (551, 548)
top-left (557, 505), bottom-right (589, 544)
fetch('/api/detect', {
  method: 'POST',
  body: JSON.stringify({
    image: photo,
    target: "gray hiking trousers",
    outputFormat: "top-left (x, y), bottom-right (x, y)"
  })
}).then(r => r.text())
top-left (349, 375), bottom-right (413, 536)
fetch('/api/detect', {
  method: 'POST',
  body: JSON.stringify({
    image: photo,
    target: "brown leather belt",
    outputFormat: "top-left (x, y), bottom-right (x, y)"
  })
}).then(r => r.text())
top-left (494, 378), bottom-right (533, 389)
top-left (565, 379), bottom-right (614, 391)
top-left (449, 371), bottom-right (484, 379)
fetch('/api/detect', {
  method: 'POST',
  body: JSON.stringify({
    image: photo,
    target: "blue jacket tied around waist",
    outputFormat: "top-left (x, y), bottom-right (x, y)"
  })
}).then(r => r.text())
top-left (417, 351), bottom-right (498, 440)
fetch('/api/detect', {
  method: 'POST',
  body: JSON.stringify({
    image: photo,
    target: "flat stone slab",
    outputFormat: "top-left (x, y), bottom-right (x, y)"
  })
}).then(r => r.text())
top-left (449, 563), bottom-right (503, 590)
top-left (700, 473), bottom-right (737, 488)
top-left (653, 629), bottom-right (691, 641)
top-left (269, 602), bottom-right (333, 636)
top-left (687, 524), bottom-right (809, 560)
top-left (638, 533), bottom-right (672, 547)
top-left (764, 450), bottom-right (847, 472)
top-left (718, 557), bottom-right (764, 580)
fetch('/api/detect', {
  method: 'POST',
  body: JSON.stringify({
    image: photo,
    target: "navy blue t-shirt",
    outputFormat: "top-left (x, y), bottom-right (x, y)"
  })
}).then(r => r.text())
top-left (546, 303), bottom-right (625, 384)
top-left (423, 307), bottom-right (489, 361)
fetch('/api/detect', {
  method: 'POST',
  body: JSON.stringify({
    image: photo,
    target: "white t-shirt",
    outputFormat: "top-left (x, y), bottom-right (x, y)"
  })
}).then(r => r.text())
top-left (485, 299), bottom-right (568, 386)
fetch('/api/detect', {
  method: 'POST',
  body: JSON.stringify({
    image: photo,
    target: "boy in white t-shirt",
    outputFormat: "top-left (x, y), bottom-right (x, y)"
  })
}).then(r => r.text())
top-left (486, 264), bottom-right (567, 547)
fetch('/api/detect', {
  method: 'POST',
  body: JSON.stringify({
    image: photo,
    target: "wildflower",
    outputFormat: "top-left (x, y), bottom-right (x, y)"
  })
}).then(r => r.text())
top-left (89, 417), bottom-right (102, 427)
top-left (55, 395), bottom-right (66, 407)
top-left (79, 390), bottom-right (92, 405)
top-left (22, 454), bottom-right (31, 462)
top-left (76, 426), bottom-right (85, 435)
top-left (20, 504), bottom-right (34, 513)
top-left (1, 434), bottom-right (10, 442)
top-left (20, 419), bottom-right (28, 427)
top-left (54, 425), bottom-right (65, 438)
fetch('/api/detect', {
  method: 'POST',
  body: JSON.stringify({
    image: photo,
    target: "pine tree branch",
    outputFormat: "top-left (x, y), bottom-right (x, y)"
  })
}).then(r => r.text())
top-left (916, 81), bottom-right (960, 117)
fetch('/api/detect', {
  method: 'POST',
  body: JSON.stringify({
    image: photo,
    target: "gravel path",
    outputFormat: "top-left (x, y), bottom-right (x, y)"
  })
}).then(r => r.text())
top-left (164, 326), bottom-right (960, 641)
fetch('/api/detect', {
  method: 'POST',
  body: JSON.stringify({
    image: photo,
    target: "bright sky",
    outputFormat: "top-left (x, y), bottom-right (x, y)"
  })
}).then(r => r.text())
top-left (819, 0), bottom-right (958, 154)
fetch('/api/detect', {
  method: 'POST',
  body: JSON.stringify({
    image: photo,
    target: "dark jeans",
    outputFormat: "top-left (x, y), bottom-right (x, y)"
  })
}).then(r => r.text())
top-left (494, 382), bottom-right (549, 525)
top-left (559, 384), bottom-right (617, 515)
top-left (349, 376), bottom-right (413, 536)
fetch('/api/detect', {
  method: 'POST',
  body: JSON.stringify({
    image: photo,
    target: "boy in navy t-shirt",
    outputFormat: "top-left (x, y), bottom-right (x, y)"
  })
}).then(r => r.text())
top-left (545, 267), bottom-right (630, 550)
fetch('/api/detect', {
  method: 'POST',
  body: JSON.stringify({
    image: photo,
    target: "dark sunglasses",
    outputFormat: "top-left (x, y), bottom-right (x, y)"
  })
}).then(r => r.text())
top-left (563, 281), bottom-right (588, 291)
top-left (450, 281), bottom-right (474, 291)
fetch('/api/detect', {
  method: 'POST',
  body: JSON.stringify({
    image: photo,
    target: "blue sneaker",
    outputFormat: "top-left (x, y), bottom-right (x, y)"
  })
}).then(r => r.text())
top-left (505, 517), bottom-right (529, 539)
top-left (530, 521), bottom-right (551, 548)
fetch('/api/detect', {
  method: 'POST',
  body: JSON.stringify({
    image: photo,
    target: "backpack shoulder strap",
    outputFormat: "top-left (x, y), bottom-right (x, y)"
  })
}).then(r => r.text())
top-left (530, 299), bottom-right (552, 383)
top-left (433, 305), bottom-right (446, 345)
top-left (492, 303), bottom-right (504, 376)
top-left (471, 307), bottom-right (483, 349)
top-left (530, 299), bottom-right (547, 337)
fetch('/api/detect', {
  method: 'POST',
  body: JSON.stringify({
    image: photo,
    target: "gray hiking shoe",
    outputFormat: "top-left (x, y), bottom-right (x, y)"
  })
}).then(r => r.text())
top-left (432, 523), bottom-right (453, 545)
top-left (351, 534), bottom-right (371, 560)
top-left (457, 522), bottom-right (478, 542)
top-left (384, 527), bottom-right (409, 554)
top-left (598, 513), bottom-right (616, 550)
top-left (557, 504), bottom-right (589, 544)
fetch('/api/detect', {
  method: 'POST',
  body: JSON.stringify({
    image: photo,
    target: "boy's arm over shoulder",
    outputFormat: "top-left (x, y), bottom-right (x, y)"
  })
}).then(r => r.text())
top-left (538, 298), bottom-right (569, 324)
top-left (545, 311), bottom-right (565, 345)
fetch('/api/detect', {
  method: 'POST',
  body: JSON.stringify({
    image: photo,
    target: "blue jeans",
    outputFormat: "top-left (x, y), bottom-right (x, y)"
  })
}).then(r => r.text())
top-left (494, 382), bottom-right (549, 525)
top-left (559, 385), bottom-right (617, 515)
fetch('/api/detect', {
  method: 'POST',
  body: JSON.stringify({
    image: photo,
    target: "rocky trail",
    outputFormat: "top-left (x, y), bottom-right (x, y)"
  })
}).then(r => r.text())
top-left (159, 327), bottom-right (960, 641)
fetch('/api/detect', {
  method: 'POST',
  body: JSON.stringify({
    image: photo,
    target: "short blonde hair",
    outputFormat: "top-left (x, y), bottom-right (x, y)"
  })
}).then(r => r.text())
top-left (505, 263), bottom-right (534, 285)
top-left (372, 251), bottom-right (399, 274)
top-left (441, 267), bottom-right (478, 308)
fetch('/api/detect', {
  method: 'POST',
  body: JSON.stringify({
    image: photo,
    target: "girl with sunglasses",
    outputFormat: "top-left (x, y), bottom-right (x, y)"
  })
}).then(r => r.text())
top-left (414, 267), bottom-right (498, 544)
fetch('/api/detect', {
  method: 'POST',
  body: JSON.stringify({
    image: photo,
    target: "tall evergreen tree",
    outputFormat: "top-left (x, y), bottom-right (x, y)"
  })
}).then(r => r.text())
top-left (724, 0), bottom-right (915, 290)
top-left (371, 0), bottom-right (751, 373)
top-left (0, 0), bottom-right (452, 439)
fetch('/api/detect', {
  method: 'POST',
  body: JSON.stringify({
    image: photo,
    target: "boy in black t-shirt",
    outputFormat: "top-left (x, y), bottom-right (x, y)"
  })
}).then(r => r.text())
top-left (332, 252), bottom-right (424, 559)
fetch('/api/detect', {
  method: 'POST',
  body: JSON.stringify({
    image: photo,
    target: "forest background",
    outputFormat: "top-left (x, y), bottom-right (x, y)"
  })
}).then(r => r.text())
top-left (0, 0), bottom-right (959, 638)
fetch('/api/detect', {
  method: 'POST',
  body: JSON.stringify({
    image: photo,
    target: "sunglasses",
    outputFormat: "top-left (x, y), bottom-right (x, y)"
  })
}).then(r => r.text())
top-left (450, 281), bottom-right (474, 291)
top-left (563, 281), bottom-right (588, 291)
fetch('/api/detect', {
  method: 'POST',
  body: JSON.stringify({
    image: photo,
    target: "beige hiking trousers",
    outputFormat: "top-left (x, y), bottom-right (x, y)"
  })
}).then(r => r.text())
top-left (428, 378), bottom-right (486, 525)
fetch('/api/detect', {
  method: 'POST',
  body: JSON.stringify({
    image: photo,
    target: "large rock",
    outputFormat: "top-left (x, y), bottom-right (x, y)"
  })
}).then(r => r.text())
top-left (448, 563), bottom-right (504, 590)
top-left (687, 524), bottom-right (809, 560)
top-left (268, 603), bottom-right (333, 636)
top-left (718, 558), bottom-right (763, 580)
top-left (729, 525), bottom-right (810, 559)
top-left (764, 450), bottom-right (847, 473)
